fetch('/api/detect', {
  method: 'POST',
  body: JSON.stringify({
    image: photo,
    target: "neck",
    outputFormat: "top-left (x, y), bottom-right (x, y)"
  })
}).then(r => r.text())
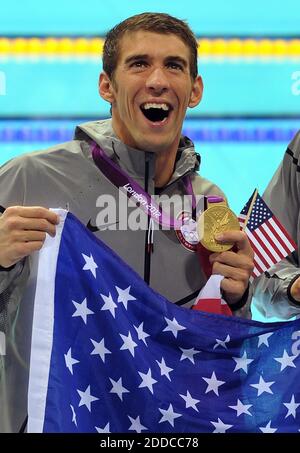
top-left (154, 149), bottom-right (177, 188)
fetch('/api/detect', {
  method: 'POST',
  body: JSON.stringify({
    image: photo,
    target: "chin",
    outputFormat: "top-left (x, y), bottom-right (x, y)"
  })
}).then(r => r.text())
top-left (136, 134), bottom-right (173, 153)
top-left (139, 141), bottom-right (169, 154)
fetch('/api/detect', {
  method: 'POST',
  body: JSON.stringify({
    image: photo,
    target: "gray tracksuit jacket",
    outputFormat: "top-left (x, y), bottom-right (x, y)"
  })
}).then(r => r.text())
top-left (0, 119), bottom-right (251, 432)
top-left (253, 131), bottom-right (300, 319)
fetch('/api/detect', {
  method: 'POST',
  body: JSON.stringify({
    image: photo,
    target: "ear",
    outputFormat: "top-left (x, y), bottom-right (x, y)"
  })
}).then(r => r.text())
top-left (99, 72), bottom-right (116, 103)
top-left (188, 75), bottom-right (203, 108)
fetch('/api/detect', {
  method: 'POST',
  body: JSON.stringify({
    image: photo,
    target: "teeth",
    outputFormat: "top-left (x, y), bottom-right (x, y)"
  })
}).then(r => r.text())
top-left (142, 103), bottom-right (170, 111)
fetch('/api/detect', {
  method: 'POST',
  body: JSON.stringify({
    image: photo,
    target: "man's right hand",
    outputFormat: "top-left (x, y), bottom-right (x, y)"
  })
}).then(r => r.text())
top-left (0, 206), bottom-right (60, 268)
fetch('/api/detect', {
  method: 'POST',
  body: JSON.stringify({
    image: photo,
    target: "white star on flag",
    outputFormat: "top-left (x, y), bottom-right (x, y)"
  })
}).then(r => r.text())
top-left (82, 253), bottom-right (98, 278)
top-left (257, 332), bottom-right (273, 347)
top-left (158, 404), bottom-right (182, 427)
top-left (213, 334), bottom-right (230, 350)
top-left (109, 377), bottom-right (130, 401)
top-left (90, 338), bottom-right (111, 362)
top-left (120, 332), bottom-right (138, 357)
top-left (72, 298), bottom-right (94, 324)
top-left (250, 375), bottom-right (275, 396)
top-left (134, 322), bottom-right (150, 345)
top-left (229, 399), bottom-right (252, 417)
top-left (283, 395), bottom-right (300, 419)
top-left (203, 371), bottom-right (225, 396)
top-left (64, 347), bottom-right (79, 374)
top-left (95, 422), bottom-right (110, 433)
top-left (70, 404), bottom-right (77, 426)
top-left (210, 418), bottom-right (233, 433)
top-left (156, 357), bottom-right (173, 381)
top-left (274, 349), bottom-right (297, 371)
top-left (128, 415), bottom-right (147, 433)
top-left (179, 347), bottom-right (200, 364)
top-left (163, 317), bottom-right (186, 338)
top-left (100, 292), bottom-right (117, 318)
top-left (232, 351), bottom-right (254, 373)
top-left (179, 390), bottom-right (200, 412)
top-left (77, 385), bottom-right (99, 412)
top-left (116, 285), bottom-right (136, 309)
top-left (138, 368), bottom-right (157, 394)
top-left (259, 421), bottom-right (277, 433)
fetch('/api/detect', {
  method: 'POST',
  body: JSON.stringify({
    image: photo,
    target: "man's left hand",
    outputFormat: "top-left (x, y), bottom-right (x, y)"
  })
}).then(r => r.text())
top-left (209, 230), bottom-right (254, 305)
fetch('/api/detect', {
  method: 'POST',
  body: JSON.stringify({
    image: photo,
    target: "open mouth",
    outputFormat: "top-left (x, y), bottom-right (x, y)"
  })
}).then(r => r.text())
top-left (140, 102), bottom-right (171, 123)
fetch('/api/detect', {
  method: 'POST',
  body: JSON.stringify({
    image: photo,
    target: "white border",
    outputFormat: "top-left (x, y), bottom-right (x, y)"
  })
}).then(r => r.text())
top-left (27, 209), bottom-right (67, 433)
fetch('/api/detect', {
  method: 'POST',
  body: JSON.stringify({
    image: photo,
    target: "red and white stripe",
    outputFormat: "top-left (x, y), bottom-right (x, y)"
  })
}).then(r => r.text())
top-left (193, 274), bottom-right (232, 316)
top-left (239, 214), bottom-right (296, 278)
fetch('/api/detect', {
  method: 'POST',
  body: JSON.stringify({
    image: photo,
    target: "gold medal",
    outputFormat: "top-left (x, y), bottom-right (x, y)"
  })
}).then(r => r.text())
top-left (197, 205), bottom-right (240, 252)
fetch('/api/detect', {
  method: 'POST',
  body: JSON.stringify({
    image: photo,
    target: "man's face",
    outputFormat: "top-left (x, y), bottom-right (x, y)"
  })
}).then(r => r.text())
top-left (100, 31), bottom-right (203, 155)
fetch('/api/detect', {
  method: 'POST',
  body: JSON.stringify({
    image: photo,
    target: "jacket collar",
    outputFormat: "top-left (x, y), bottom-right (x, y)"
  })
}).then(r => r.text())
top-left (75, 119), bottom-right (200, 187)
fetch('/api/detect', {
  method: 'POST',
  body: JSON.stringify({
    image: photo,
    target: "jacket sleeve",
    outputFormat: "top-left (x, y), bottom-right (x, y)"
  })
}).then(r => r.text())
top-left (231, 285), bottom-right (252, 320)
top-left (253, 130), bottom-right (300, 319)
top-left (0, 261), bottom-right (29, 332)
top-left (0, 157), bottom-right (29, 328)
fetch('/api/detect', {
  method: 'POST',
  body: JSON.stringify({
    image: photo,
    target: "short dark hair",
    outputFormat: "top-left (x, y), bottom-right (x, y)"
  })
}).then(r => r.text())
top-left (103, 12), bottom-right (198, 81)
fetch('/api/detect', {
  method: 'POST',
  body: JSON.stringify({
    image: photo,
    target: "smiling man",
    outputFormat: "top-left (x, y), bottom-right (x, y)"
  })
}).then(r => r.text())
top-left (0, 13), bottom-right (254, 432)
top-left (100, 27), bottom-right (202, 187)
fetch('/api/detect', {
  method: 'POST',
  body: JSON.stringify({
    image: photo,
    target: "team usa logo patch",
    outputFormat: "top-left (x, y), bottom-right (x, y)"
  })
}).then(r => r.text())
top-left (175, 211), bottom-right (199, 252)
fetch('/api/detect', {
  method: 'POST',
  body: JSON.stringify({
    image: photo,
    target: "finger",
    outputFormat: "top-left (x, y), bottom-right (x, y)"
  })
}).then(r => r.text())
top-left (209, 250), bottom-right (254, 271)
top-left (209, 252), bottom-right (222, 261)
top-left (5, 217), bottom-right (57, 237)
top-left (215, 230), bottom-right (253, 255)
top-left (23, 218), bottom-right (57, 237)
top-left (220, 278), bottom-right (245, 298)
top-left (5, 206), bottom-right (59, 225)
top-left (211, 261), bottom-right (250, 281)
top-left (11, 241), bottom-right (45, 264)
top-left (13, 230), bottom-right (47, 243)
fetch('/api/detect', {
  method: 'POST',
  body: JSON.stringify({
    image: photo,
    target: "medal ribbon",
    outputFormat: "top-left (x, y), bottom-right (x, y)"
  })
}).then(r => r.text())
top-left (91, 141), bottom-right (196, 229)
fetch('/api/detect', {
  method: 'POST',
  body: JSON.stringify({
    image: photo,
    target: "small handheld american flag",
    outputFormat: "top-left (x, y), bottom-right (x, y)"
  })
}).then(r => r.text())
top-left (238, 190), bottom-right (296, 278)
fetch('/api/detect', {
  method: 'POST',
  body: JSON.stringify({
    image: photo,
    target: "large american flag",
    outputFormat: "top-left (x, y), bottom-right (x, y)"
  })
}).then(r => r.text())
top-left (238, 191), bottom-right (296, 278)
top-left (28, 210), bottom-right (300, 433)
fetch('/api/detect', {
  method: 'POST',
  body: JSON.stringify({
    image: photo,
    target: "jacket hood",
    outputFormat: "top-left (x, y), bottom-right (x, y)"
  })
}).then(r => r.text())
top-left (75, 119), bottom-right (200, 185)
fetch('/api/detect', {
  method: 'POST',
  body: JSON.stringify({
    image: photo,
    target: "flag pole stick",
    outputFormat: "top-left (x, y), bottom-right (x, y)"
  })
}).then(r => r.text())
top-left (242, 189), bottom-right (258, 231)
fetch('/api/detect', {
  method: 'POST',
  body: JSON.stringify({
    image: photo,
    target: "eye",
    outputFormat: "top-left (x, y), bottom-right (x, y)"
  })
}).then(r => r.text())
top-left (167, 62), bottom-right (184, 71)
top-left (130, 60), bottom-right (148, 68)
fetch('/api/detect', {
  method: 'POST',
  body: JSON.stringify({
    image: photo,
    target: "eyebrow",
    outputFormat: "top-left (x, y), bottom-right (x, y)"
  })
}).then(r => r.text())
top-left (124, 54), bottom-right (189, 67)
top-left (165, 56), bottom-right (188, 67)
top-left (124, 54), bottom-right (149, 65)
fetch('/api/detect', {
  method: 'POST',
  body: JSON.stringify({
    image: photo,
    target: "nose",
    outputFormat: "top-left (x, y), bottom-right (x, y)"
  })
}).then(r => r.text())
top-left (145, 67), bottom-right (170, 93)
